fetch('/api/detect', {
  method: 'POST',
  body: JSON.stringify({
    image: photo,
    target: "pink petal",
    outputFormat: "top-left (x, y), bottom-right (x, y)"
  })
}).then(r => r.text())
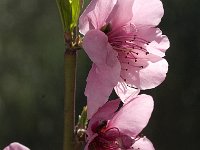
top-left (114, 78), bottom-right (140, 103)
top-left (3, 142), bottom-right (29, 150)
top-left (79, 0), bottom-right (117, 35)
top-left (85, 65), bottom-right (115, 119)
top-left (137, 27), bottom-right (170, 57)
top-left (121, 58), bottom-right (168, 90)
top-left (132, 0), bottom-right (164, 27)
top-left (83, 29), bottom-right (109, 65)
top-left (132, 137), bottom-right (155, 150)
top-left (83, 30), bottom-right (121, 118)
top-left (87, 99), bottom-right (120, 139)
top-left (85, 63), bottom-right (121, 119)
top-left (108, 94), bottom-right (154, 137)
top-left (107, 0), bottom-right (134, 30)
top-left (83, 29), bottom-right (120, 67)
top-left (137, 59), bottom-right (168, 90)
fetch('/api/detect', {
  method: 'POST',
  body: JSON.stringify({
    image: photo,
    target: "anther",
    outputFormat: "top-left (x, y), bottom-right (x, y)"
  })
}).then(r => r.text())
top-left (122, 68), bottom-right (128, 71)
top-left (127, 84), bottom-right (138, 89)
top-left (120, 76), bottom-right (127, 82)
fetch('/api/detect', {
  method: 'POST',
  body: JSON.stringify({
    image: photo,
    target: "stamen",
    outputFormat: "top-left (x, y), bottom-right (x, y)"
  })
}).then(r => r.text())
top-left (120, 61), bottom-right (144, 69)
top-left (134, 36), bottom-right (150, 44)
top-left (121, 68), bottom-right (128, 71)
top-left (105, 127), bottom-right (120, 135)
top-left (129, 51), bottom-right (139, 55)
top-left (120, 75), bottom-right (127, 82)
top-left (125, 56), bottom-right (136, 60)
top-left (127, 84), bottom-right (138, 89)
top-left (98, 127), bottom-right (121, 149)
top-left (110, 35), bottom-right (135, 42)
top-left (127, 43), bottom-right (148, 53)
top-left (114, 46), bottom-right (135, 53)
top-left (108, 25), bottom-right (152, 75)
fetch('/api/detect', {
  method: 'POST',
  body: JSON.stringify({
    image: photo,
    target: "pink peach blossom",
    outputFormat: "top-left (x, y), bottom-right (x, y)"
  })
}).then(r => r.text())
top-left (79, 0), bottom-right (169, 118)
top-left (85, 94), bottom-right (154, 150)
top-left (3, 142), bottom-right (29, 150)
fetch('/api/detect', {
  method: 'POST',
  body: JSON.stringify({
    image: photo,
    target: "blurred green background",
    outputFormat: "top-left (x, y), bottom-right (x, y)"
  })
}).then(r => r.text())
top-left (0, 0), bottom-right (199, 149)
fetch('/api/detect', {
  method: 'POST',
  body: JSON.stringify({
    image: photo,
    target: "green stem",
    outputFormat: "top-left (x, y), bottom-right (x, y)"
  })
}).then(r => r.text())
top-left (63, 46), bottom-right (77, 150)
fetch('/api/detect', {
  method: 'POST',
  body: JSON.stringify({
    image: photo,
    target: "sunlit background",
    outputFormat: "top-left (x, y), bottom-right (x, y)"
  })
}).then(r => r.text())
top-left (0, 0), bottom-right (199, 149)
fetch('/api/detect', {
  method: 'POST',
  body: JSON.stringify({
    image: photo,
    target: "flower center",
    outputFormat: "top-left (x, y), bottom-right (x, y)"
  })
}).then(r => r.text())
top-left (89, 121), bottom-right (135, 150)
top-left (108, 24), bottom-right (150, 67)
top-left (103, 24), bottom-right (151, 86)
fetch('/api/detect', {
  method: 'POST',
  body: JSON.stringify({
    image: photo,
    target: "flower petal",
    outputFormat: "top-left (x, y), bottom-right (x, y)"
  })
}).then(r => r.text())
top-left (137, 59), bottom-right (168, 90)
top-left (85, 63), bottom-right (121, 119)
top-left (83, 29), bottom-right (121, 118)
top-left (137, 27), bottom-right (170, 57)
top-left (132, 137), bottom-right (155, 150)
top-left (87, 99), bottom-right (120, 138)
top-left (83, 29), bottom-right (108, 65)
top-left (122, 58), bottom-right (168, 90)
top-left (107, 0), bottom-right (134, 30)
top-left (108, 94), bottom-right (154, 137)
top-left (132, 0), bottom-right (164, 27)
top-left (83, 29), bottom-right (120, 67)
top-left (114, 78), bottom-right (140, 103)
top-left (3, 142), bottom-right (30, 150)
top-left (79, 0), bottom-right (117, 35)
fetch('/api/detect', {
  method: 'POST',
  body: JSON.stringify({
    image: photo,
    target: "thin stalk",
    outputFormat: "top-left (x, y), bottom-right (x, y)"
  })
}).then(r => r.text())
top-left (63, 43), bottom-right (77, 150)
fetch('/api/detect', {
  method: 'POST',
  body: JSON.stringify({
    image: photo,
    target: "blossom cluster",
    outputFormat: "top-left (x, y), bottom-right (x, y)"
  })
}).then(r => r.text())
top-left (3, 0), bottom-right (169, 149)
top-left (79, 0), bottom-right (169, 149)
